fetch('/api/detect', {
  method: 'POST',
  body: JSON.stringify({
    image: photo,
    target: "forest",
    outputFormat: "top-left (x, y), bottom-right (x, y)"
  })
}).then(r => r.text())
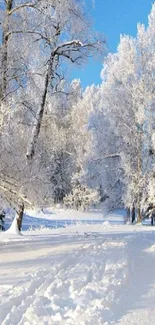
top-left (0, 0), bottom-right (155, 229)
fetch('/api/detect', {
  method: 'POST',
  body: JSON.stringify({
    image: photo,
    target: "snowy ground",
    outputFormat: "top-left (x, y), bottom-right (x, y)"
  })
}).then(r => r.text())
top-left (4, 207), bottom-right (127, 231)
top-left (1, 209), bottom-right (155, 325)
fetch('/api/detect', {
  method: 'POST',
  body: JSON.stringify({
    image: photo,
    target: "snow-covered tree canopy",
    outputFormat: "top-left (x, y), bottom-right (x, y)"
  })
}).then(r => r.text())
top-left (96, 3), bottom-right (155, 218)
top-left (0, 0), bottom-right (105, 158)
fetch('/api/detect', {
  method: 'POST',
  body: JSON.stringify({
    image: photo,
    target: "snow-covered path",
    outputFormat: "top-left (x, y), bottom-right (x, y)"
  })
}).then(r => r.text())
top-left (1, 228), bottom-right (155, 324)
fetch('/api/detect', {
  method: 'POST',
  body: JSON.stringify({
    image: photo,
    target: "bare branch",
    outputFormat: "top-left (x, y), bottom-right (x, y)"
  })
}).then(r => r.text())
top-left (6, 30), bottom-right (51, 45)
top-left (9, 3), bottom-right (36, 15)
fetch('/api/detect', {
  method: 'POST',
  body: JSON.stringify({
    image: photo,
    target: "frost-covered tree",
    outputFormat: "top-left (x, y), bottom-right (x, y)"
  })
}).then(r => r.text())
top-left (70, 83), bottom-right (123, 213)
top-left (0, 1), bottom-right (105, 230)
top-left (98, 3), bottom-right (155, 220)
top-left (0, 112), bottom-right (55, 230)
top-left (88, 109), bottom-right (123, 212)
top-left (0, 0), bottom-right (104, 158)
top-left (40, 79), bottom-right (83, 203)
top-left (64, 181), bottom-right (100, 211)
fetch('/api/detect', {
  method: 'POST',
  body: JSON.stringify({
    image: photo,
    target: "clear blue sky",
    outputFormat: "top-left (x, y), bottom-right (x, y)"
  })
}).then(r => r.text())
top-left (71, 0), bottom-right (153, 88)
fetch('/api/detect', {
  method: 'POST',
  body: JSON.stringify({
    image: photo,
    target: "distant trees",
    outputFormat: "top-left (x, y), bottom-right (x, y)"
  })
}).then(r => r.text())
top-left (64, 183), bottom-right (100, 211)
top-left (40, 80), bottom-right (83, 203)
top-left (88, 98), bottom-right (123, 212)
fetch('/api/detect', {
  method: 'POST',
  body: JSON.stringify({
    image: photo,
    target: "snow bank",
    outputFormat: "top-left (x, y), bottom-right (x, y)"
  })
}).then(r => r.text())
top-left (6, 216), bottom-right (21, 235)
top-left (0, 216), bottom-right (23, 243)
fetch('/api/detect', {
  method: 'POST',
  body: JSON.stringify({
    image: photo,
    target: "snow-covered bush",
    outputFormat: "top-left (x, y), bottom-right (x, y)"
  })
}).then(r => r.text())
top-left (63, 184), bottom-right (100, 210)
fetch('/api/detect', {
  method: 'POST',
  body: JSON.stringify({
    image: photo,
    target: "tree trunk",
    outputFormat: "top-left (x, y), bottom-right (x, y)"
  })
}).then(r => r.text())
top-left (136, 130), bottom-right (143, 223)
top-left (131, 203), bottom-right (135, 223)
top-left (137, 203), bottom-right (141, 223)
top-left (26, 53), bottom-right (55, 159)
top-left (26, 71), bottom-right (49, 159)
top-left (126, 207), bottom-right (130, 223)
top-left (16, 203), bottom-right (24, 231)
top-left (1, 0), bottom-right (13, 97)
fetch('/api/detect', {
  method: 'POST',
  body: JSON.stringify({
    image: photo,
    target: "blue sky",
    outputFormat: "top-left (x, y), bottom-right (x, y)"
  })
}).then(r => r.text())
top-left (71, 0), bottom-right (153, 88)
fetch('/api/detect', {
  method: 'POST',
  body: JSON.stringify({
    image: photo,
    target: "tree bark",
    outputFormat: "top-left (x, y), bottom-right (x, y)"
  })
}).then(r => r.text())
top-left (16, 202), bottom-right (24, 231)
top-left (26, 52), bottom-right (55, 159)
top-left (26, 71), bottom-right (49, 159)
top-left (137, 204), bottom-right (141, 223)
top-left (131, 202), bottom-right (135, 223)
top-left (126, 207), bottom-right (130, 223)
top-left (1, 0), bottom-right (13, 97)
top-left (136, 130), bottom-right (143, 223)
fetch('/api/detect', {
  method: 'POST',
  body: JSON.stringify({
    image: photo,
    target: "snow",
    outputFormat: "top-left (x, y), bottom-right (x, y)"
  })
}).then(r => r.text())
top-left (1, 209), bottom-right (155, 324)
top-left (6, 215), bottom-right (21, 235)
top-left (26, 207), bottom-right (126, 221)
